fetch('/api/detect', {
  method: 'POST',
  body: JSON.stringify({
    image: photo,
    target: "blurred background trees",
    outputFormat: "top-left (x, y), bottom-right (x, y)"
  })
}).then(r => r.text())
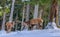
top-left (0, 0), bottom-right (60, 30)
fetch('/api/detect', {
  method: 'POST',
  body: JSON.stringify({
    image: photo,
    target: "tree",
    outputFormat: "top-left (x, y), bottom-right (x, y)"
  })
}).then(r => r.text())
top-left (50, 0), bottom-right (58, 25)
top-left (21, 2), bottom-right (26, 30)
top-left (25, 4), bottom-right (30, 21)
top-left (9, 0), bottom-right (15, 22)
top-left (33, 4), bottom-right (39, 19)
top-left (2, 11), bottom-right (6, 30)
top-left (1, 0), bottom-right (6, 30)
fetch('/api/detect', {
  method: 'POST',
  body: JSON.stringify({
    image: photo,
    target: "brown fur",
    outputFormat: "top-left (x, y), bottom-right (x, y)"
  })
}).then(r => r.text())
top-left (24, 18), bottom-right (43, 30)
top-left (6, 22), bottom-right (15, 33)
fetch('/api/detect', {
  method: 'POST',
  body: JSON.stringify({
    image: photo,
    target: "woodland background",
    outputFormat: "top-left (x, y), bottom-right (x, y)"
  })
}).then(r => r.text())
top-left (0, 0), bottom-right (60, 31)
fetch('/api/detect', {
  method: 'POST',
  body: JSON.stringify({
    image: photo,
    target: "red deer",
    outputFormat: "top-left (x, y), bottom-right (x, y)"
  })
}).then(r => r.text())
top-left (6, 21), bottom-right (15, 33)
top-left (23, 18), bottom-right (43, 30)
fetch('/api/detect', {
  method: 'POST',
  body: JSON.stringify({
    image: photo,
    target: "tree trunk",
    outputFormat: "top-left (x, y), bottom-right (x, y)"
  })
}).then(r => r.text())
top-left (50, 1), bottom-right (54, 22)
top-left (9, 0), bottom-right (15, 22)
top-left (25, 4), bottom-right (30, 21)
top-left (2, 12), bottom-right (6, 30)
top-left (15, 12), bottom-right (18, 31)
top-left (58, 5), bottom-right (60, 26)
top-left (1, 0), bottom-right (6, 31)
top-left (50, 0), bottom-right (58, 25)
top-left (33, 4), bottom-right (39, 19)
top-left (55, 0), bottom-right (58, 26)
top-left (38, 8), bottom-right (43, 18)
top-left (21, 3), bottom-right (26, 30)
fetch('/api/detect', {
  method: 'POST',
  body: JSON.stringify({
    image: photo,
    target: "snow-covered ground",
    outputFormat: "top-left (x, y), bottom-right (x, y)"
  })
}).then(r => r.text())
top-left (0, 29), bottom-right (60, 37)
top-left (0, 22), bottom-right (60, 37)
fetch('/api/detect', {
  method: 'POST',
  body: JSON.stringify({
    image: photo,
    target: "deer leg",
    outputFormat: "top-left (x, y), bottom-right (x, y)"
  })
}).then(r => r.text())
top-left (39, 23), bottom-right (43, 29)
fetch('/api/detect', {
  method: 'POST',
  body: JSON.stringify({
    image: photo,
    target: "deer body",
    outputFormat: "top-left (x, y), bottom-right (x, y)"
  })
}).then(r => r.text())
top-left (23, 18), bottom-right (43, 30)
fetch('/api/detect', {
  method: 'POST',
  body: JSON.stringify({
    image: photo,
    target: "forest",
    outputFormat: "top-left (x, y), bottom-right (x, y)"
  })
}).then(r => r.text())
top-left (0, 0), bottom-right (60, 32)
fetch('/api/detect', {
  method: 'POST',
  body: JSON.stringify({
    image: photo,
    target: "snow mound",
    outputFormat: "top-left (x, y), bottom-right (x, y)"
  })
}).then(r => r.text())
top-left (45, 22), bottom-right (58, 29)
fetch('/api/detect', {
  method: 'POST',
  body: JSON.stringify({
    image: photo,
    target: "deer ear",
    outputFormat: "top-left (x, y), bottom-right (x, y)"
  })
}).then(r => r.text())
top-left (11, 22), bottom-right (13, 24)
